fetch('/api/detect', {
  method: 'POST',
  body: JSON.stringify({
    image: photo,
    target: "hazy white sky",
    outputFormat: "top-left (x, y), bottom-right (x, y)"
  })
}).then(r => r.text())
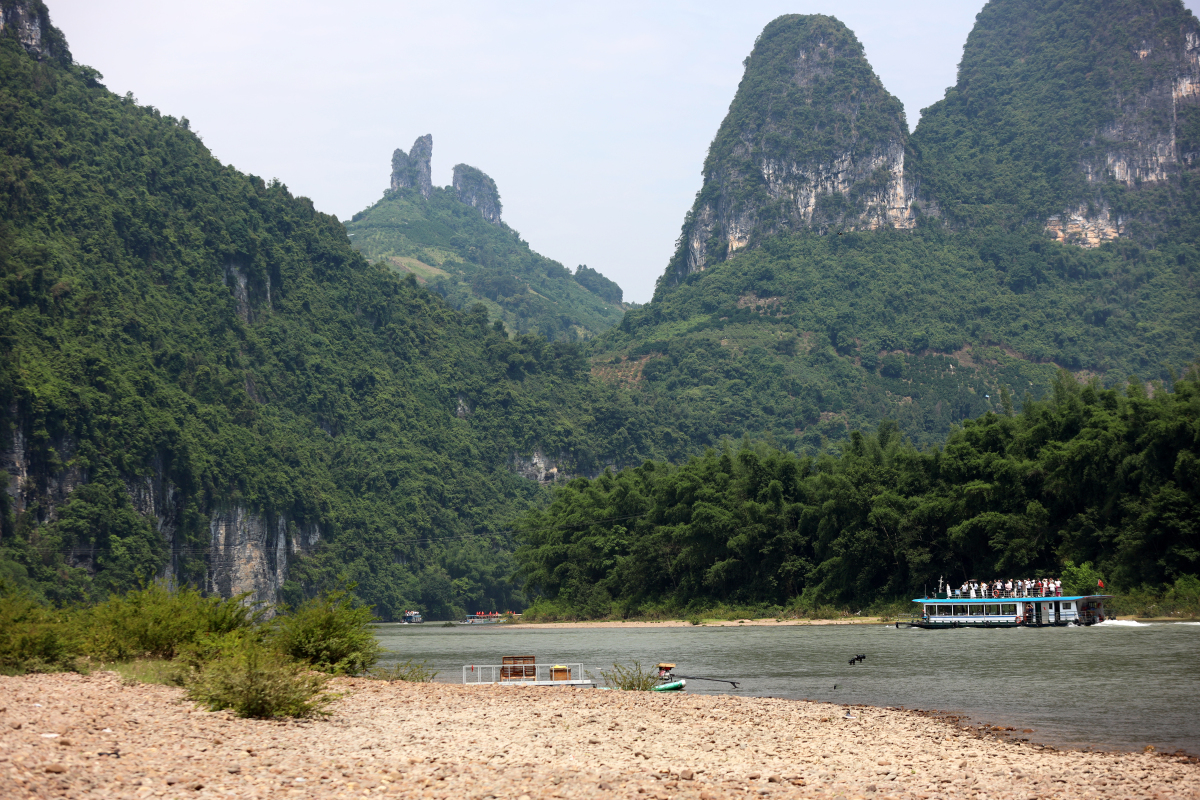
top-left (48, 1), bottom-right (1200, 303)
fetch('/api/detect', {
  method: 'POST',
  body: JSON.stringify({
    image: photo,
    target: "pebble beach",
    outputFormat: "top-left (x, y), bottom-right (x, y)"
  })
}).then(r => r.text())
top-left (2, 671), bottom-right (1197, 800)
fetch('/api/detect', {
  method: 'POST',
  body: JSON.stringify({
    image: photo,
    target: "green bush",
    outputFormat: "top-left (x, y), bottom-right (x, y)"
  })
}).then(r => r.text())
top-left (186, 638), bottom-right (333, 719)
top-left (0, 584), bottom-right (79, 675)
top-left (273, 585), bottom-right (382, 674)
top-left (82, 583), bottom-right (262, 661)
top-left (598, 661), bottom-right (661, 691)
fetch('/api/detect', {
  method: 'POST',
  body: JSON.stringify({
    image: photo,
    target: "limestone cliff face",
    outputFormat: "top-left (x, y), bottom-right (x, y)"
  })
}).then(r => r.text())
top-left (662, 15), bottom-right (916, 290)
top-left (2, 412), bottom-right (318, 610)
top-left (390, 134), bottom-right (433, 197)
top-left (0, 0), bottom-right (70, 63)
top-left (207, 508), bottom-right (320, 613)
top-left (452, 164), bottom-right (502, 224)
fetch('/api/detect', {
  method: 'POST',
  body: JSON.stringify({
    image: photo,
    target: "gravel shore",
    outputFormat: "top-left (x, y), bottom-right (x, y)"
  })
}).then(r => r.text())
top-left (2, 671), bottom-right (1196, 799)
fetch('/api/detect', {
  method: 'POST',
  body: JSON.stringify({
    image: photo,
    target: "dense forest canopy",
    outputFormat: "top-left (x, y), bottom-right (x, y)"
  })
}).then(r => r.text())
top-left (516, 371), bottom-right (1200, 615)
top-left (0, 20), bottom-right (669, 618)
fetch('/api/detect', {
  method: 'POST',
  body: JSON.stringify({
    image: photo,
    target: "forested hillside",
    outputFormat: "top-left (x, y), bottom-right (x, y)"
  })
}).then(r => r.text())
top-left (517, 370), bottom-right (1200, 615)
top-left (592, 0), bottom-right (1200, 452)
top-left (0, 7), bottom-right (661, 618)
top-left (3, 0), bottom-right (1198, 619)
top-left (346, 158), bottom-right (627, 342)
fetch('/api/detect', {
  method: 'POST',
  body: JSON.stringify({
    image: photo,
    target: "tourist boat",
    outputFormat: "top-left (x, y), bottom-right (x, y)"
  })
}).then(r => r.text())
top-left (402, 610), bottom-right (423, 624)
top-left (898, 586), bottom-right (1112, 629)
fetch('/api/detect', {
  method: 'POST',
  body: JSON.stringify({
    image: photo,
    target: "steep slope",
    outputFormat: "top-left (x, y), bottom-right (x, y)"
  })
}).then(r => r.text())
top-left (348, 137), bottom-right (628, 341)
top-left (0, 2), bottom-right (662, 618)
top-left (663, 15), bottom-right (918, 291)
top-left (910, 0), bottom-right (1200, 242)
top-left (598, 6), bottom-right (1200, 451)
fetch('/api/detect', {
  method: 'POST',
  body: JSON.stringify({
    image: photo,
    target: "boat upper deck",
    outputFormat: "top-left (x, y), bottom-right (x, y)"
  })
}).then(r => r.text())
top-left (913, 594), bottom-right (1111, 603)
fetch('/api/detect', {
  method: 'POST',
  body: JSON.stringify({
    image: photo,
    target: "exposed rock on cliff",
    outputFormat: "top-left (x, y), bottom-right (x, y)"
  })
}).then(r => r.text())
top-left (0, 0), bottom-right (70, 62)
top-left (662, 14), bottom-right (915, 290)
top-left (452, 164), bottom-right (502, 224)
top-left (909, 0), bottom-right (1200, 246)
top-left (207, 508), bottom-right (320, 613)
top-left (390, 134), bottom-right (433, 197)
top-left (512, 450), bottom-right (560, 484)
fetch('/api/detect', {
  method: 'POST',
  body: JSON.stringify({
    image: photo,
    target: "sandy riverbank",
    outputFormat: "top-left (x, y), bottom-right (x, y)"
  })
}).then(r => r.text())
top-left (475, 618), bottom-right (888, 629)
top-left (2, 672), bottom-right (1197, 800)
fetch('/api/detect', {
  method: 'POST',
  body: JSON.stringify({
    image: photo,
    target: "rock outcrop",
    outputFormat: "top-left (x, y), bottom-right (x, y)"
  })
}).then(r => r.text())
top-left (452, 164), bottom-right (502, 223)
top-left (390, 134), bottom-right (433, 198)
top-left (662, 14), bottom-right (915, 289)
top-left (0, 0), bottom-right (70, 63)
top-left (207, 507), bottom-right (320, 613)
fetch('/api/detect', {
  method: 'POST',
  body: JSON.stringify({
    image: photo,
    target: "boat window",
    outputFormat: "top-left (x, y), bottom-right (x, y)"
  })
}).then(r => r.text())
top-left (936, 605), bottom-right (951, 616)
top-left (953, 605), bottom-right (967, 616)
top-left (1001, 603), bottom-right (1016, 615)
top-left (985, 604), bottom-right (999, 615)
top-left (968, 604), bottom-right (983, 615)
top-left (1061, 602), bottom-right (1072, 610)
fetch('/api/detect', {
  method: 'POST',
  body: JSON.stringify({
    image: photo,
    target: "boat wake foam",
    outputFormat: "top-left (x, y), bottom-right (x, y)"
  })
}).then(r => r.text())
top-left (1096, 619), bottom-right (1152, 627)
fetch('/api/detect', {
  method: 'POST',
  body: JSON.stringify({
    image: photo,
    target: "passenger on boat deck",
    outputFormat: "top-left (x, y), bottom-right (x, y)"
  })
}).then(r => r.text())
top-left (1005, 579), bottom-right (1013, 595)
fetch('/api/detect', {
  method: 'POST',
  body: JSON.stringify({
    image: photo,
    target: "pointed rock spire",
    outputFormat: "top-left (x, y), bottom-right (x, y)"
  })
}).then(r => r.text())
top-left (390, 134), bottom-right (433, 198)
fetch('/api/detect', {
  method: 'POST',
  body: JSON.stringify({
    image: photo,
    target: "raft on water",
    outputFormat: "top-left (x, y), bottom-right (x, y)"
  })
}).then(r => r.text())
top-left (651, 680), bottom-right (687, 692)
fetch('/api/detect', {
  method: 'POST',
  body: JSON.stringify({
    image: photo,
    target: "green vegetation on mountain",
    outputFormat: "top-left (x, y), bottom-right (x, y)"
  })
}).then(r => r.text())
top-left (0, 26), bottom-right (655, 618)
top-left (3, 0), bottom-right (1199, 620)
top-left (346, 186), bottom-right (626, 340)
top-left (516, 370), bottom-right (1200, 615)
top-left (910, 0), bottom-right (1200, 230)
top-left (597, 226), bottom-right (1200, 450)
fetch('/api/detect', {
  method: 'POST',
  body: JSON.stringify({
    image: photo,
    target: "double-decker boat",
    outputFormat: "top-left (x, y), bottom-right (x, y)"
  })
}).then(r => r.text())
top-left (898, 584), bottom-right (1111, 628)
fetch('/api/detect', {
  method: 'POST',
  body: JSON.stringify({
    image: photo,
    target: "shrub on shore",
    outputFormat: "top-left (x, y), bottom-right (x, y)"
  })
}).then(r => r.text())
top-left (187, 638), bottom-right (334, 719)
top-left (0, 584), bottom-right (79, 675)
top-left (273, 584), bottom-right (382, 675)
top-left (599, 661), bottom-right (661, 691)
top-left (82, 583), bottom-right (263, 661)
top-left (370, 659), bottom-right (439, 682)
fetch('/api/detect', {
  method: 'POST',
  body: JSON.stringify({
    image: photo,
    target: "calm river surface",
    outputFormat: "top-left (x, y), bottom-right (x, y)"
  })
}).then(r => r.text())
top-left (373, 620), bottom-right (1200, 754)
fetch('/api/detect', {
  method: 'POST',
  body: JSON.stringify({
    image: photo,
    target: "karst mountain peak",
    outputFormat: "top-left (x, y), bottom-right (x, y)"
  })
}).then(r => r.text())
top-left (662, 14), bottom-right (921, 293)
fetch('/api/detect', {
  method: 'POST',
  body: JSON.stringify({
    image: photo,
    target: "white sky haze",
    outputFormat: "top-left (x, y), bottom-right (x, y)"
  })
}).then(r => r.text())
top-left (47, 1), bottom-right (1200, 303)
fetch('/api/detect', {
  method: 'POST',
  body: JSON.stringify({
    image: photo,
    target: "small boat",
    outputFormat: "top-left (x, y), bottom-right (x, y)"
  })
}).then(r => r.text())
top-left (402, 610), bottom-right (423, 624)
top-left (653, 663), bottom-right (740, 691)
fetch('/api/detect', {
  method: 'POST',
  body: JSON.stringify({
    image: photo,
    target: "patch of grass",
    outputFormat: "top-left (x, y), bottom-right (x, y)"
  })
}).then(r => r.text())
top-left (599, 661), bottom-right (661, 691)
top-left (369, 659), bottom-right (439, 682)
top-left (109, 659), bottom-right (188, 687)
top-left (186, 638), bottom-right (334, 719)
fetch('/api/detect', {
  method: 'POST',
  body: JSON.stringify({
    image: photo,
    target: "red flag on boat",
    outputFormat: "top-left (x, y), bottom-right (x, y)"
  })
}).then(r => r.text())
top-left (1098, 579), bottom-right (1105, 589)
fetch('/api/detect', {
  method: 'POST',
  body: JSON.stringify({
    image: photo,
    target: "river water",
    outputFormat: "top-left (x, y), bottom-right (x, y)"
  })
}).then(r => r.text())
top-left (373, 620), bottom-right (1200, 754)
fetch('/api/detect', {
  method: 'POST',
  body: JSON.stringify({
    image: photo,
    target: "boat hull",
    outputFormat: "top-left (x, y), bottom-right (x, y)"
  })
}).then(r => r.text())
top-left (896, 620), bottom-right (1090, 629)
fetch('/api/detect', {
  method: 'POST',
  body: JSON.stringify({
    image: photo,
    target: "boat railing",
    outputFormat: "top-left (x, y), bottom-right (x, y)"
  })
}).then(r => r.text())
top-left (931, 589), bottom-right (1064, 600)
top-left (462, 663), bottom-right (587, 685)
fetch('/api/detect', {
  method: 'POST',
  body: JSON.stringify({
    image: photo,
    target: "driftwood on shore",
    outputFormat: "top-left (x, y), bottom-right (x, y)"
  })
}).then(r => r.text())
top-left (1, 672), bottom-right (1196, 799)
